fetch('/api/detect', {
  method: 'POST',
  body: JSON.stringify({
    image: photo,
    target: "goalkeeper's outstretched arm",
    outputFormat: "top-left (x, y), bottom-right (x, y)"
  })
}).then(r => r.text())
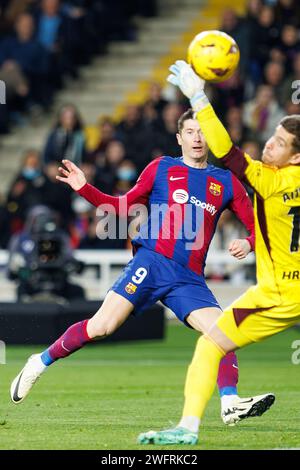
top-left (167, 61), bottom-right (280, 199)
top-left (167, 60), bottom-right (233, 158)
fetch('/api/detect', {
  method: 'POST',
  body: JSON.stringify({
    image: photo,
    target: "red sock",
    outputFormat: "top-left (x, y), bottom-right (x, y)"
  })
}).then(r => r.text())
top-left (47, 319), bottom-right (91, 362)
top-left (217, 351), bottom-right (239, 396)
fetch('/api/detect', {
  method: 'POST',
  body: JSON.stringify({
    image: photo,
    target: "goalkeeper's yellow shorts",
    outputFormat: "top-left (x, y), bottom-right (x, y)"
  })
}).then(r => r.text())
top-left (216, 285), bottom-right (300, 348)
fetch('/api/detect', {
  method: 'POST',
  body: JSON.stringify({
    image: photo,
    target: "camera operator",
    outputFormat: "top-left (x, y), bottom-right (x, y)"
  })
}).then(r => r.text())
top-left (8, 205), bottom-right (85, 302)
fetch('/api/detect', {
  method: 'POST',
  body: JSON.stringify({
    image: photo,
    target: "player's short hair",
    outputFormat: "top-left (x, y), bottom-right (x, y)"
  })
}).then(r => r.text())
top-left (280, 115), bottom-right (300, 154)
top-left (178, 109), bottom-right (195, 134)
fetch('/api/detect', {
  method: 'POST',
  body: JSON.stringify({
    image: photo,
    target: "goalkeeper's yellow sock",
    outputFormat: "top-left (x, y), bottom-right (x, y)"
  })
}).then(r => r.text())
top-left (180, 335), bottom-right (225, 426)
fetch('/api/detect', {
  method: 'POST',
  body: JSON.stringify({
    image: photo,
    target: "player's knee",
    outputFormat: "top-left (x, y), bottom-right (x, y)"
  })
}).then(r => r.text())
top-left (207, 330), bottom-right (237, 354)
top-left (87, 319), bottom-right (117, 339)
top-left (206, 328), bottom-right (237, 353)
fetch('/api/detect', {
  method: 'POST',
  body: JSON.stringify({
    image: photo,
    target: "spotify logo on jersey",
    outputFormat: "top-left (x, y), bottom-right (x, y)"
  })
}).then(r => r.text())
top-left (172, 189), bottom-right (189, 204)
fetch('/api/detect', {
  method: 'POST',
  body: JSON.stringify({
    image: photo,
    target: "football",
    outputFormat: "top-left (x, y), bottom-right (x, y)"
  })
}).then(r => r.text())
top-left (187, 30), bottom-right (240, 83)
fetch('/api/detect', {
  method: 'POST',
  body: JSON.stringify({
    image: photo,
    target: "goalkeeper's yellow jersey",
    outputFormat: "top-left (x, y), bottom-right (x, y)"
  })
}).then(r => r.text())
top-left (197, 105), bottom-right (300, 307)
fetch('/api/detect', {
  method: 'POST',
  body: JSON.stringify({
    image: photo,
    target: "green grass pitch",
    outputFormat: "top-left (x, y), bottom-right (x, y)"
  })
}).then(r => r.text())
top-left (0, 323), bottom-right (299, 450)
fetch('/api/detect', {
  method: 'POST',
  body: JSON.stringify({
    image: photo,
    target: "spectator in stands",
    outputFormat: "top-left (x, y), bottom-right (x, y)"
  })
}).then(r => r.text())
top-left (242, 0), bottom-right (263, 77)
top-left (36, 0), bottom-right (66, 52)
top-left (113, 159), bottom-right (137, 196)
top-left (33, 0), bottom-right (65, 87)
top-left (243, 84), bottom-right (285, 144)
top-left (5, 149), bottom-right (46, 232)
top-left (69, 161), bottom-right (100, 246)
top-left (0, 12), bottom-right (51, 108)
top-left (278, 24), bottom-right (300, 74)
top-left (142, 99), bottom-right (159, 127)
top-left (78, 151), bottom-right (137, 251)
top-left (76, 152), bottom-right (131, 251)
top-left (70, 158), bottom-right (120, 249)
top-left (0, 61), bottom-right (29, 127)
top-left (98, 139), bottom-right (126, 193)
top-left (42, 161), bottom-right (75, 229)
top-left (146, 81), bottom-right (168, 118)
top-left (213, 71), bottom-right (244, 119)
top-left (0, 61), bottom-right (29, 103)
top-left (249, 5), bottom-right (280, 82)
top-left (263, 61), bottom-right (286, 106)
top-left (86, 116), bottom-right (116, 167)
top-left (151, 102), bottom-right (182, 157)
top-left (70, 196), bottom-right (94, 249)
top-left (34, 0), bottom-right (91, 80)
top-left (116, 104), bottom-right (153, 172)
top-left (274, 0), bottom-right (300, 28)
top-left (225, 106), bottom-right (247, 146)
top-left (43, 104), bottom-right (86, 165)
top-left (0, 0), bottom-right (35, 35)
top-left (244, 0), bottom-right (262, 25)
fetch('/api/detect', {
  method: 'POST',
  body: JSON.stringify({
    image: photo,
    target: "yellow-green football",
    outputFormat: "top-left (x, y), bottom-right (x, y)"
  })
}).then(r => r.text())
top-left (187, 30), bottom-right (240, 83)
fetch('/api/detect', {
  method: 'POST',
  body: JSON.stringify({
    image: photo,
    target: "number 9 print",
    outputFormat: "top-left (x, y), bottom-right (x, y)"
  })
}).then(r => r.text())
top-left (132, 267), bottom-right (148, 284)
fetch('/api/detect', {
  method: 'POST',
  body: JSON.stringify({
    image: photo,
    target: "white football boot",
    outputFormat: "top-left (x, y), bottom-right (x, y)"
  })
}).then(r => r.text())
top-left (10, 354), bottom-right (46, 404)
top-left (221, 393), bottom-right (275, 425)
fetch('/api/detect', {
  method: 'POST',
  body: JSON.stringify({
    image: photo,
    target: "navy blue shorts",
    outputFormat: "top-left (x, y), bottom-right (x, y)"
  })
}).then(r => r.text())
top-left (111, 247), bottom-right (220, 327)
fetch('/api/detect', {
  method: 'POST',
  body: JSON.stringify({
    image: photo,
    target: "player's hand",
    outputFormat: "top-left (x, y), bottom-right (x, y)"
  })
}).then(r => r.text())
top-left (56, 159), bottom-right (87, 191)
top-left (228, 239), bottom-right (251, 260)
top-left (167, 60), bottom-right (208, 110)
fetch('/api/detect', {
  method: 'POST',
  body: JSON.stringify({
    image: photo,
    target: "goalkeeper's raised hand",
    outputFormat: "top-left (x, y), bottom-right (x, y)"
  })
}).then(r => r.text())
top-left (167, 60), bottom-right (209, 111)
top-left (56, 159), bottom-right (87, 191)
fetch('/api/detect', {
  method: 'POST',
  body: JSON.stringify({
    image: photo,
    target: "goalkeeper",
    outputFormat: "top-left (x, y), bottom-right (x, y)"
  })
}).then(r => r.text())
top-left (138, 61), bottom-right (300, 445)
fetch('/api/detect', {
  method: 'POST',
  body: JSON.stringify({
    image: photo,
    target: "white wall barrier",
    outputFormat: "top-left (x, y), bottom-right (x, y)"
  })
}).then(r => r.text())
top-left (0, 248), bottom-right (255, 300)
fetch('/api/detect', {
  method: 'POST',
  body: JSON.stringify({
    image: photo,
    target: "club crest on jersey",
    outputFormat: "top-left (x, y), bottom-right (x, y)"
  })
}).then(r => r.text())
top-left (125, 282), bottom-right (137, 294)
top-left (209, 182), bottom-right (222, 196)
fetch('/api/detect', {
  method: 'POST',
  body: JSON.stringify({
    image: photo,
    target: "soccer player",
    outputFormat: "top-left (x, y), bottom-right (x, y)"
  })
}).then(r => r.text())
top-left (10, 110), bottom-right (271, 440)
top-left (137, 60), bottom-right (300, 445)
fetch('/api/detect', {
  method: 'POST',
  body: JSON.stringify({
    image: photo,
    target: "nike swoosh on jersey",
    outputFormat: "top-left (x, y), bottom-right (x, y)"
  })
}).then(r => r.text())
top-left (170, 176), bottom-right (185, 181)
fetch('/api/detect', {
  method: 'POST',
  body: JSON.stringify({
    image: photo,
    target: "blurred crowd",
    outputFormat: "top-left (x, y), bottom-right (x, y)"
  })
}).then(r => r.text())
top-left (0, 0), bottom-right (157, 131)
top-left (0, 0), bottom-right (300, 282)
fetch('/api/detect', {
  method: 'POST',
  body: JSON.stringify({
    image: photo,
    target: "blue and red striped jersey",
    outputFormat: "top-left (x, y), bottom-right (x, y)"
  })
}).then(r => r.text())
top-left (77, 156), bottom-right (254, 276)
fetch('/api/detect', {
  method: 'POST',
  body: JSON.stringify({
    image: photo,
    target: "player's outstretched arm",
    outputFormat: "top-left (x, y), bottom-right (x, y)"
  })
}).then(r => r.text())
top-left (56, 158), bottom-right (161, 216)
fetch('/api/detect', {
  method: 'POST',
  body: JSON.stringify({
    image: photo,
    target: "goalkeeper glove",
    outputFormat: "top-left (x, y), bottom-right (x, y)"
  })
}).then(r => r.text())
top-left (167, 60), bottom-right (209, 111)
